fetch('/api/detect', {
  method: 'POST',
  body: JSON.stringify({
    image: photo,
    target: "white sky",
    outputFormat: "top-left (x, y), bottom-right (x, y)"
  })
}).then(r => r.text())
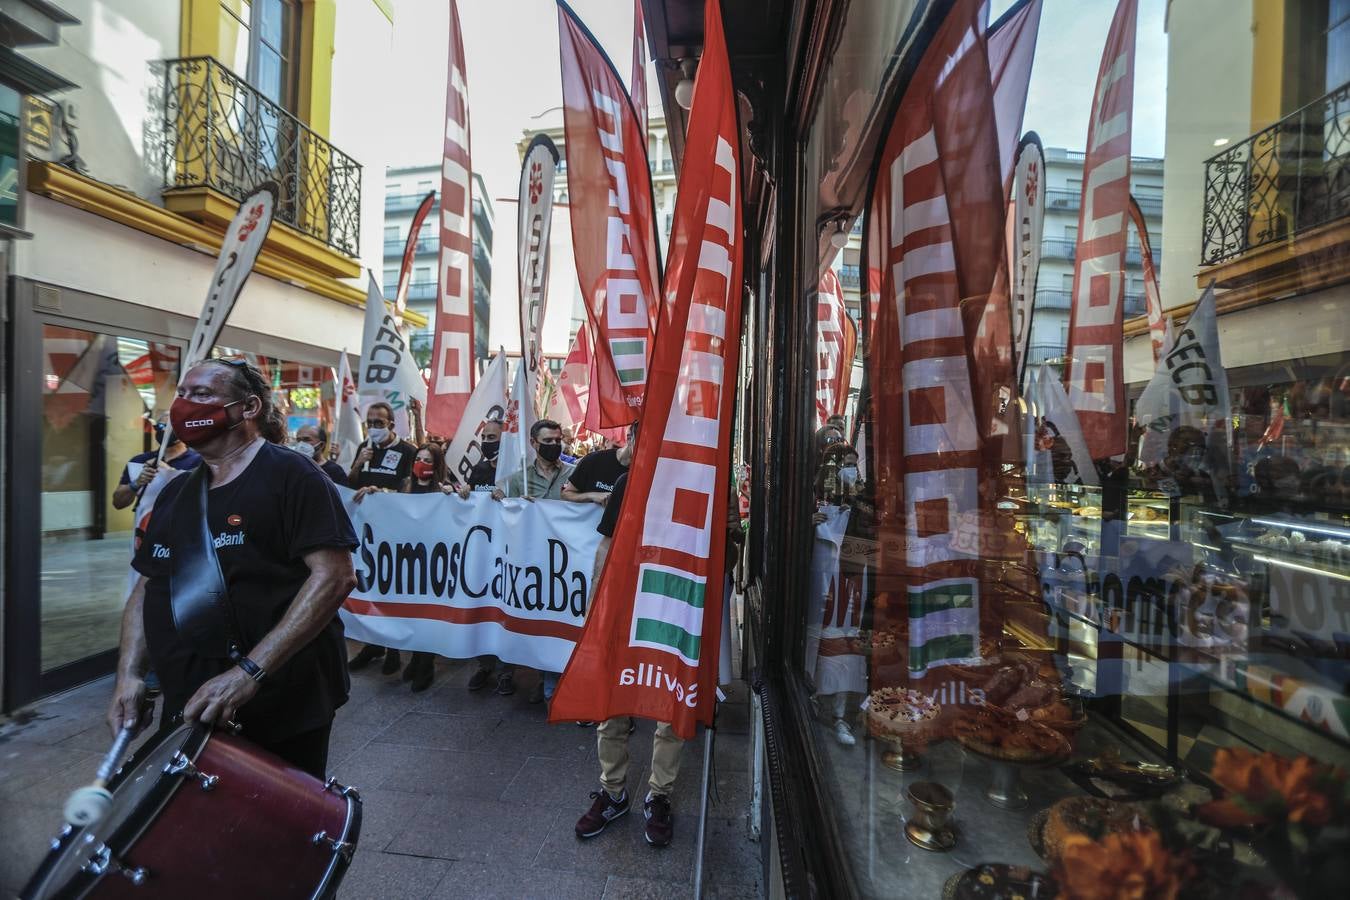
top-left (382, 0), bottom-right (1168, 350)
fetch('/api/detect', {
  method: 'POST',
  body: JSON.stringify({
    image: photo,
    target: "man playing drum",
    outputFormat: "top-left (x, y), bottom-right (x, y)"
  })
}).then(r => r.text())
top-left (107, 358), bottom-right (358, 778)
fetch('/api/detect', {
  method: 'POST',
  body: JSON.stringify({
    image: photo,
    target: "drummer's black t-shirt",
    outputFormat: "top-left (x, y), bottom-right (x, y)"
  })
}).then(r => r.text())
top-left (132, 440), bottom-right (358, 744)
top-left (567, 448), bottom-right (628, 494)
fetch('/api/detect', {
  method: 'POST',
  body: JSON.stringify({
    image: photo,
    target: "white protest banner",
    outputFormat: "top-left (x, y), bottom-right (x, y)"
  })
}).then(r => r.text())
top-left (444, 351), bottom-right (509, 485)
top-left (358, 272), bottom-right (428, 438)
top-left (1136, 283), bottom-right (1231, 467)
top-left (339, 489), bottom-right (602, 672)
top-left (335, 351), bottom-right (363, 469)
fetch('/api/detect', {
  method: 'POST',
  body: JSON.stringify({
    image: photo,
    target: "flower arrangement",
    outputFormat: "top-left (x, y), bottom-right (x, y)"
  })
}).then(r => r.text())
top-left (1053, 828), bottom-right (1193, 900)
top-left (1195, 747), bottom-right (1349, 895)
top-left (1195, 747), bottom-right (1347, 829)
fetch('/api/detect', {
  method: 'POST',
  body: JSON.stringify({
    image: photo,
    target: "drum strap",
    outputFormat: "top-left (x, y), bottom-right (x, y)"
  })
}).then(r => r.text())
top-left (169, 465), bottom-right (239, 660)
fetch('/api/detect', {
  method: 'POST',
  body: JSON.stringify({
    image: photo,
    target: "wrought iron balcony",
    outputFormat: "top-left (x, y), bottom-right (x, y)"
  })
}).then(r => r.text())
top-left (162, 56), bottom-right (362, 257)
top-left (1202, 79), bottom-right (1350, 265)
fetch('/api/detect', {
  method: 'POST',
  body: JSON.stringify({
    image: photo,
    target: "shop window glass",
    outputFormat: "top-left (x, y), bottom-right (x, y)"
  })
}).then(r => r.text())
top-left (0, 83), bottom-right (20, 229)
top-left (791, 2), bottom-right (1350, 897)
top-left (209, 346), bottom-right (338, 452)
top-left (39, 326), bottom-right (182, 672)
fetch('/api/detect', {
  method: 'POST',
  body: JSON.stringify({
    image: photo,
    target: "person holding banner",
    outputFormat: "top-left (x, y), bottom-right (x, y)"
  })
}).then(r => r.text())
top-left (562, 421), bottom-right (637, 505)
top-left (347, 401), bottom-right (419, 676)
top-left (108, 358), bottom-right (357, 778)
top-left (488, 419), bottom-right (574, 701)
top-left (112, 414), bottom-right (201, 510)
top-left (290, 424), bottom-right (348, 487)
top-left (391, 442), bottom-right (455, 693)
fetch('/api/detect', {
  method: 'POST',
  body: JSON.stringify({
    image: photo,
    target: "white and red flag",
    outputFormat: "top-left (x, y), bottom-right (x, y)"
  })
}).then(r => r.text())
top-left (1127, 194), bottom-right (1166, 362)
top-left (334, 350), bottom-right (363, 470)
top-left (815, 268), bottom-right (857, 425)
top-left (866, 0), bottom-right (996, 677)
top-left (1064, 0), bottom-right (1138, 461)
top-left (557, 0), bottom-right (662, 428)
top-left (1009, 133), bottom-right (1046, 390)
top-left (558, 323), bottom-right (592, 429)
top-left (550, 0), bottom-right (743, 739)
top-left (394, 192), bottom-right (436, 330)
top-left (427, 0), bottom-right (477, 437)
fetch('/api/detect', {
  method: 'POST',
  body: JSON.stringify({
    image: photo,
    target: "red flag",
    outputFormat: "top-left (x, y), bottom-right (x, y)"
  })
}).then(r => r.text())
top-left (1064, 0), bottom-right (1138, 461)
top-left (560, 323), bottom-right (591, 426)
top-left (988, 0), bottom-right (1044, 189)
top-left (815, 269), bottom-right (856, 424)
top-left (550, 0), bottom-right (742, 739)
top-left (557, 1), bottom-right (662, 428)
top-left (929, 2), bottom-right (1019, 456)
top-left (632, 0), bottom-right (648, 139)
top-left (395, 191), bottom-right (436, 327)
top-left (427, 0), bottom-right (476, 436)
top-left (1127, 194), bottom-right (1166, 362)
top-left (866, 0), bottom-right (995, 678)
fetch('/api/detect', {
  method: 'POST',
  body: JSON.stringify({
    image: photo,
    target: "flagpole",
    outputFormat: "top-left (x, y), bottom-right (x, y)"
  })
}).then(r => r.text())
top-left (692, 710), bottom-right (716, 900)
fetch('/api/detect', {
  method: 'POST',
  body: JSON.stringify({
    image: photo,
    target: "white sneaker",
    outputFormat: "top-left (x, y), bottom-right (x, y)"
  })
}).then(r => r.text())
top-left (833, 719), bottom-right (856, 746)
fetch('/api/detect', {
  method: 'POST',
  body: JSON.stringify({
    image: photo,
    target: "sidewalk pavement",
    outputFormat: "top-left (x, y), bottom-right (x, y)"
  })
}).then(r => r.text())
top-left (0, 652), bottom-right (763, 899)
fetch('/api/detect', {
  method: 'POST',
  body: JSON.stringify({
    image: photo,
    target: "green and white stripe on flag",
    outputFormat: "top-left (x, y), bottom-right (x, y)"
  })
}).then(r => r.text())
top-left (629, 562), bottom-right (706, 666)
top-left (610, 337), bottom-right (648, 386)
top-left (907, 578), bottom-right (980, 674)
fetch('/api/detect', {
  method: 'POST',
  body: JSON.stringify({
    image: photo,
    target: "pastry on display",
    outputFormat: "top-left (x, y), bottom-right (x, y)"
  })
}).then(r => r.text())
top-left (1039, 796), bottom-right (1147, 863)
top-left (952, 705), bottom-right (1071, 763)
top-left (942, 864), bottom-right (1057, 900)
top-left (866, 686), bottom-right (941, 741)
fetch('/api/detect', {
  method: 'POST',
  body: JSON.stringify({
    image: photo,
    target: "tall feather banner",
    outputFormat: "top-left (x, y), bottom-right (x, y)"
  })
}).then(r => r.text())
top-left (557, 0), bottom-right (662, 428)
top-left (550, 0), bottom-right (742, 739)
top-left (1064, 0), bottom-right (1138, 461)
top-left (427, 0), bottom-right (477, 437)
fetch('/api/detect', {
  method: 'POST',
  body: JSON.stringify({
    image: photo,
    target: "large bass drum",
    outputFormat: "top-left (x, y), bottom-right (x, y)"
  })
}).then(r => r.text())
top-left (21, 721), bottom-right (361, 899)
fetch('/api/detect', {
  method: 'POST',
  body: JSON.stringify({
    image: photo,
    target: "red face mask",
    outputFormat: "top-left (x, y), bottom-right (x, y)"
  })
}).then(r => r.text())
top-left (412, 460), bottom-right (435, 481)
top-left (169, 396), bottom-right (244, 447)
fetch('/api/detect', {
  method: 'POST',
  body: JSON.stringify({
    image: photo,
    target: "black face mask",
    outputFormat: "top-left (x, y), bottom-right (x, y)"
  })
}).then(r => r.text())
top-left (480, 438), bottom-right (500, 459)
top-left (537, 443), bottom-right (562, 463)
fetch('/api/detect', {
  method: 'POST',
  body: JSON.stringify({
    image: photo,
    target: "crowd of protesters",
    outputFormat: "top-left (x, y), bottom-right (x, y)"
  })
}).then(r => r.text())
top-left (111, 360), bottom-right (700, 846)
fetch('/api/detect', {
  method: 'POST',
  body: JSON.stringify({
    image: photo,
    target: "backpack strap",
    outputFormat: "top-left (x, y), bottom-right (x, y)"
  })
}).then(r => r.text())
top-left (169, 464), bottom-right (237, 659)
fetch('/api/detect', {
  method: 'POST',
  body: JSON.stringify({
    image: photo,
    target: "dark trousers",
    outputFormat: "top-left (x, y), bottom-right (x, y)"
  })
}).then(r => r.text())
top-left (262, 724), bottom-right (333, 779)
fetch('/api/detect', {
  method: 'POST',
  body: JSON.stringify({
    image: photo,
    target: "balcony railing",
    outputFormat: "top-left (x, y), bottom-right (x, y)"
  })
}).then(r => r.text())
top-left (1202, 79), bottom-right (1350, 265)
top-left (839, 264), bottom-right (861, 289)
top-left (1045, 189), bottom-right (1080, 212)
top-left (1026, 343), bottom-right (1067, 365)
top-left (385, 192), bottom-right (433, 213)
top-left (1030, 289), bottom-right (1145, 315)
top-left (162, 56), bottom-right (361, 256)
top-left (405, 280), bottom-right (437, 301)
top-left (1041, 238), bottom-right (1076, 260)
top-left (383, 237), bottom-right (437, 257)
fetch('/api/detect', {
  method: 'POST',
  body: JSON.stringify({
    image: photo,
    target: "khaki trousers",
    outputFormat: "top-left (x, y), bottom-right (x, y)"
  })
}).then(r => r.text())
top-left (597, 717), bottom-right (684, 798)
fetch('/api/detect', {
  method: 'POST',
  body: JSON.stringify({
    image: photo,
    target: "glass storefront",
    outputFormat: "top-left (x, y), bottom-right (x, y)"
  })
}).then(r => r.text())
top-left (740, 0), bottom-right (1350, 896)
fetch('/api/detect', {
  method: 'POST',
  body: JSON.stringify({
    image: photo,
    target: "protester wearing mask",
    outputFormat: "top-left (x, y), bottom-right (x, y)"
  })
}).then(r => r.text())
top-left (485, 419), bottom-right (573, 698)
top-left (386, 442), bottom-right (454, 693)
top-left (109, 358), bottom-right (357, 778)
top-left (348, 402), bottom-right (417, 491)
top-left (460, 416), bottom-right (503, 495)
top-left (347, 402), bottom-right (418, 675)
top-left (461, 416), bottom-right (508, 693)
top-left (112, 414), bottom-right (202, 510)
top-left (289, 424), bottom-right (347, 487)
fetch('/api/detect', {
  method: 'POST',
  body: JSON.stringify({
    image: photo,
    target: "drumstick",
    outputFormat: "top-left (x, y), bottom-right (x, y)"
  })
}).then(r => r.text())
top-left (63, 699), bottom-right (149, 827)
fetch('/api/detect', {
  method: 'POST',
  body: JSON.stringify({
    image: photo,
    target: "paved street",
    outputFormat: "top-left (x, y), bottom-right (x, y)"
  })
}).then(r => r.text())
top-left (0, 653), bottom-right (762, 899)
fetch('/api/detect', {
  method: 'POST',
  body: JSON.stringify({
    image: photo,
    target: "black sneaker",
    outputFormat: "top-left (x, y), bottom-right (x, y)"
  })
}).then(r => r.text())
top-left (467, 665), bottom-right (493, 691)
top-left (347, 645), bottom-right (384, 671)
top-left (495, 671), bottom-right (516, 696)
top-left (381, 648), bottom-right (402, 676)
top-left (575, 789), bottom-right (629, 838)
top-left (644, 793), bottom-right (673, 847)
top-left (409, 653), bottom-right (435, 693)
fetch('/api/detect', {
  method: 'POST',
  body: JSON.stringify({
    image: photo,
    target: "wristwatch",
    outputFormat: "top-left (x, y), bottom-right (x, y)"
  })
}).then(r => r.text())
top-left (233, 653), bottom-right (266, 683)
